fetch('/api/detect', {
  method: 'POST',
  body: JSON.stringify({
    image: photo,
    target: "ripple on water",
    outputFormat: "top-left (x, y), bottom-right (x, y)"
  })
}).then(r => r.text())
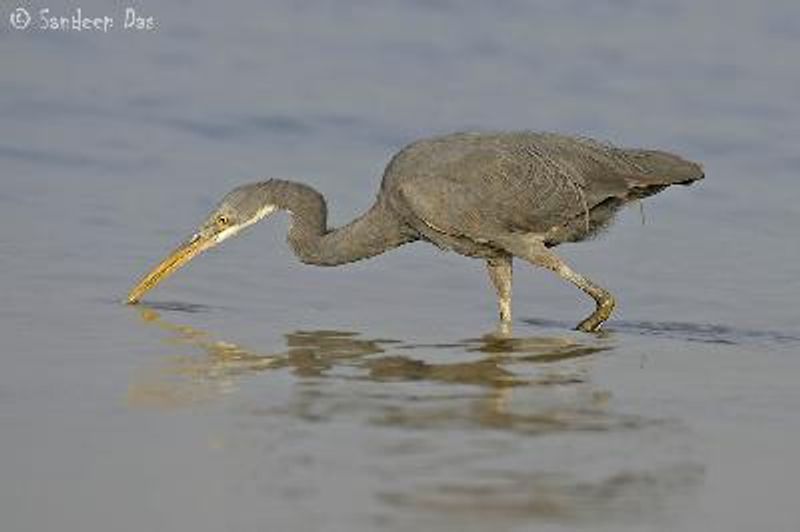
top-left (377, 462), bottom-right (705, 529)
top-left (136, 300), bottom-right (217, 314)
top-left (523, 317), bottom-right (800, 347)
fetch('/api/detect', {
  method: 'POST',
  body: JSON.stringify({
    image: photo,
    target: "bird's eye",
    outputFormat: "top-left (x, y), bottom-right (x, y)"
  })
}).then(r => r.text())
top-left (216, 215), bottom-right (230, 226)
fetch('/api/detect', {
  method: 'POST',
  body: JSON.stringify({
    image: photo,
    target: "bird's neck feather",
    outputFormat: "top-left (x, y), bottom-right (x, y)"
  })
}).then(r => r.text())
top-left (265, 180), bottom-right (414, 266)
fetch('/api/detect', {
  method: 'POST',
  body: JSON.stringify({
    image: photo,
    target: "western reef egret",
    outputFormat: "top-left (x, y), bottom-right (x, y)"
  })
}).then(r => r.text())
top-left (127, 131), bottom-right (703, 331)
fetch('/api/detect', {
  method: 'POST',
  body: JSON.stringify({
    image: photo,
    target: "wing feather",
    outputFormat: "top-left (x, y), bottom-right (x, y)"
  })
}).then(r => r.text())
top-left (390, 132), bottom-right (666, 240)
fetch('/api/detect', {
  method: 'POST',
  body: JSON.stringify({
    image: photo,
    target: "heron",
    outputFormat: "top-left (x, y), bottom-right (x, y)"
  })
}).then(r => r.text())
top-left (127, 131), bottom-right (703, 331)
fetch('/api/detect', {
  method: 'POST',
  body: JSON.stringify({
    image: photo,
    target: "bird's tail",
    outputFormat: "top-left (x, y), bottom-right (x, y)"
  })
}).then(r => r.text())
top-left (619, 149), bottom-right (704, 200)
top-left (626, 149), bottom-right (704, 185)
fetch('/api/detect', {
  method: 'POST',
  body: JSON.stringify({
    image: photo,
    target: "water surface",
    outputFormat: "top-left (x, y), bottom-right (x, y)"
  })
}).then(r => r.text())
top-left (2, 1), bottom-right (800, 531)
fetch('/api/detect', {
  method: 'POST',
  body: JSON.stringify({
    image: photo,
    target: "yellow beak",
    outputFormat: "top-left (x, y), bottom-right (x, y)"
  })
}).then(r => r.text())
top-left (127, 234), bottom-right (214, 304)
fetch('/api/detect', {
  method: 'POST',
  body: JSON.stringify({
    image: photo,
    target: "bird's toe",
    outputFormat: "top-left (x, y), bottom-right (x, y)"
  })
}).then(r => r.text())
top-left (576, 296), bottom-right (615, 333)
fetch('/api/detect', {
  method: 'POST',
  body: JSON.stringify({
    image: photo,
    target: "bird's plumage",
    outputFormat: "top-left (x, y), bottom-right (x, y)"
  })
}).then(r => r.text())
top-left (128, 130), bottom-right (703, 331)
top-left (381, 132), bottom-right (702, 254)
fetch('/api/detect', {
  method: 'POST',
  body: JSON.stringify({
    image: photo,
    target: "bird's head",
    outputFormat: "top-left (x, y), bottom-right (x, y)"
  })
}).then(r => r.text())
top-left (126, 182), bottom-right (278, 304)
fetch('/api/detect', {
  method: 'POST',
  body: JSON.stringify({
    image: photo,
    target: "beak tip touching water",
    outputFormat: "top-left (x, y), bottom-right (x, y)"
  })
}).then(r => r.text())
top-left (125, 233), bottom-right (213, 305)
top-left (126, 281), bottom-right (152, 305)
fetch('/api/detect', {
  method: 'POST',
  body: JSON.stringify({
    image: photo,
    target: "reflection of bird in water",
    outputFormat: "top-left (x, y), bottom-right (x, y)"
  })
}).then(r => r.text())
top-left (129, 308), bottom-right (615, 434)
top-left (127, 131), bottom-right (703, 331)
top-left (127, 309), bottom-right (697, 523)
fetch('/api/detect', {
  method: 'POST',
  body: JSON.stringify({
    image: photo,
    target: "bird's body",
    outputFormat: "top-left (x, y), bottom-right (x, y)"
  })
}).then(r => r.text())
top-left (382, 131), bottom-right (700, 255)
top-left (127, 131), bottom-right (703, 331)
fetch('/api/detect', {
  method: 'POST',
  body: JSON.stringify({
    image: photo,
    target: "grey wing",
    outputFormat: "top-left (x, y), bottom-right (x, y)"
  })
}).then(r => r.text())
top-left (393, 134), bottom-right (640, 241)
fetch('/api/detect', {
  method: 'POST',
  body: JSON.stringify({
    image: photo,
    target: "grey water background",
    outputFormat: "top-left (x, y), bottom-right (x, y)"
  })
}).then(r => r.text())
top-left (2, 1), bottom-right (800, 530)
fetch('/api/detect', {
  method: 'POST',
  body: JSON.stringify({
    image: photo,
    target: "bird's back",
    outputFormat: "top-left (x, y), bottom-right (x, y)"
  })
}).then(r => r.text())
top-left (381, 131), bottom-right (702, 246)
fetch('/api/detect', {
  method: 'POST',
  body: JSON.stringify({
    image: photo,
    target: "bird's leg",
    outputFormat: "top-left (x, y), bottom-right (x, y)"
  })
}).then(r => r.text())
top-left (486, 256), bottom-right (513, 323)
top-left (504, 237), bottom-right (615, 332)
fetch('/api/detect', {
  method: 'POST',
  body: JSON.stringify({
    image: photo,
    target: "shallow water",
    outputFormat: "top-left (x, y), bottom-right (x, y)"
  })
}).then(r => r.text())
top-left (2, 1), bottom-right (800, 531)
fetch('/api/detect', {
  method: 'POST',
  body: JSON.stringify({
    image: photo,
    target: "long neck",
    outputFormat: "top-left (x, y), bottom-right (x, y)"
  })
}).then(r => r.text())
top-left (265, 180), bottom-right (415, 266)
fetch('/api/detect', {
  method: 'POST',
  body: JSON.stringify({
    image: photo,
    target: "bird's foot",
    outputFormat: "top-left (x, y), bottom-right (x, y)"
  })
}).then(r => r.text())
top-left (575, 295), bottom-right (616, 333)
